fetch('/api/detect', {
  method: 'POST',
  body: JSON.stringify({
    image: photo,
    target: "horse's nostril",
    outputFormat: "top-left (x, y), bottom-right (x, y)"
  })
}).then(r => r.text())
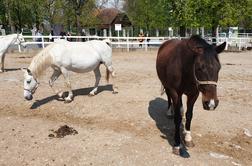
top-left (202, 101), bottom-right (210, 110)
top-left (25, 95), bottom-right (33, 101)
top-left (204, 101), bottom-right (209, 106)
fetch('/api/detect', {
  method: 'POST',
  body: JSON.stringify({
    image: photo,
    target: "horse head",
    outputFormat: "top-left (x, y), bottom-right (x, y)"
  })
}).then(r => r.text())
top-left (17, 33), bottom-right (27, 48)
top-left (22, 68), bottom-right (39, 101)
top-left (188, 35), bottom-right (226, 110)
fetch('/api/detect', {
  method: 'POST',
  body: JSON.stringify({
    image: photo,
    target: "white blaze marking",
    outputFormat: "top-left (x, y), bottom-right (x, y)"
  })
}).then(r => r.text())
top-left (209, 99), bottom-right (215, 110)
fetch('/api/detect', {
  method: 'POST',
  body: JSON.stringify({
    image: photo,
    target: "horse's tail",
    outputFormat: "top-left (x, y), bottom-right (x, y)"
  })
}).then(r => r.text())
top-left (106, 68), bottom-right (110, 83)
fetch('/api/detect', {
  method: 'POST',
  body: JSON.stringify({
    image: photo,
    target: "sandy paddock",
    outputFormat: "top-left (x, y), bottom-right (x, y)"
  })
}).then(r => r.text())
top-left (0, 48), bottom-right (251, 165)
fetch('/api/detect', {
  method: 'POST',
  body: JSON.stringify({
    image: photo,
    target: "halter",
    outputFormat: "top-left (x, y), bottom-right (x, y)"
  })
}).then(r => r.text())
top-left (24, 71), bottom-right (39, 94)
top-left (24, 82), bottom-right (39, 94)
top-left (193, 64), bottom-right (218, 86)
top-left (16, 34), bottom-right (25, 46)
top-left (186, 37), bottom-right (218, 86)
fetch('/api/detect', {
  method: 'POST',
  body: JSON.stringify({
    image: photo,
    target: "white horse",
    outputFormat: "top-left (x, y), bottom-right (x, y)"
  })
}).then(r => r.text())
top-left (0, 33), bottom-right (26, 72)
top-left (23, 39), bottom-right (118, 102)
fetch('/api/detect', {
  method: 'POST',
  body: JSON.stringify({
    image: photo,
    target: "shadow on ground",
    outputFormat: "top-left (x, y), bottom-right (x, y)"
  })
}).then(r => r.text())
top-left (30, 84), bottom-right (113, 109)
top-left (3, 68), bottom-right (21, 72)
top-left (148, 97), bottom-right (175, 146)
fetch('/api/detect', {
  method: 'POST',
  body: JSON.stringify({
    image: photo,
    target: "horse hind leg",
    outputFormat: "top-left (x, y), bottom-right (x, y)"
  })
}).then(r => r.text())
top-left (89, 65), bottom-right (101, 96)
top-left (106, 65), bottom-right (118, 94)
top-left (165, 94), bottom-right (174, 118)
top-left (49, 68), bottom-right (63, 99)
top-left (61, 67), bottom-right (73, 103)
top-left (166, 95), bottom-right (184, 119)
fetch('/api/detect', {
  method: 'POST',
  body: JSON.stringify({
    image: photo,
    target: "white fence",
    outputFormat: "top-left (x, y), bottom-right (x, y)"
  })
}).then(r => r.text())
top-left (17, 35), bottom-right (252, 52)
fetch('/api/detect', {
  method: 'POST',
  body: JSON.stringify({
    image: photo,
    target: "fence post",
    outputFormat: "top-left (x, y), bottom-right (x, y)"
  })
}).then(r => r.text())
top-left (144, 39), bottom-right (147, 51)
top-left (127, 37), bottom-right (129, 52)
top-left (42, 36), bottom-right (45, 48)
top-left (225, 37), bottom-right (228, 50)
top-left (239, 38), bottom-right (241, 50)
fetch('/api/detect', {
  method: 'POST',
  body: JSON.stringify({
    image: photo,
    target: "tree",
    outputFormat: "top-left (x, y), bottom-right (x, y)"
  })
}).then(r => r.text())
top-left (66, 0), bottom-right (85, 35)
top-left (0, 0), bottom-right (7, 26)
top-left (237, 0), bottom-right (252, 29)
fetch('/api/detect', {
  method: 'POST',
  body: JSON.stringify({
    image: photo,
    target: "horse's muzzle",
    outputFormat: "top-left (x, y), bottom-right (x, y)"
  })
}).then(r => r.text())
top-left (25, 95), bottom-right (33, 101)
top-left (24, 91), bottom-right (33, 101)
top-left (203, 99), bottom-right (219, 110)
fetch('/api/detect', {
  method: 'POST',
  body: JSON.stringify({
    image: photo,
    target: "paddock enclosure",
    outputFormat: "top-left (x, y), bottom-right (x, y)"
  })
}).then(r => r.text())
top-left (0, 49), bottom-right (251, 165)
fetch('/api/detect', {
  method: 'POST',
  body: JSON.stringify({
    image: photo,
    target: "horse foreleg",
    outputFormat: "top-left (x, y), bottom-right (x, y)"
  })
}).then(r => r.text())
top-left (184, 93), bottom-right (199, 147)
top-left (49, 69), bottom-right (62, 98)
top-left (107, 65), bottom-right (118, 94)
top-left (61, 68), bottom-right (73, 103)
top-left (89, 65), bottom-right (101, 96)
top-left (0, 53), bottom-right (6, 72)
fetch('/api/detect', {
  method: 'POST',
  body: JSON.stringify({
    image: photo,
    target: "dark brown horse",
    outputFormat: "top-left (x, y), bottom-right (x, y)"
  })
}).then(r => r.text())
top-left (156, 35), bottom-right (226, 158)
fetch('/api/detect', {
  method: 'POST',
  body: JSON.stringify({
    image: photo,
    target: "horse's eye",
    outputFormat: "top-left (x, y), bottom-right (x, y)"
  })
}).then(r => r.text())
top-left (27, 80), bottom-right (31, 84)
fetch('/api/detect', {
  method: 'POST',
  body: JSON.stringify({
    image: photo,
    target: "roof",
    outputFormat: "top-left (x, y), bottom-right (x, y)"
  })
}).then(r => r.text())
top-left (97, 8), bottom-right (120, 25)
top-left (96, 8), bottom-right (132, 29)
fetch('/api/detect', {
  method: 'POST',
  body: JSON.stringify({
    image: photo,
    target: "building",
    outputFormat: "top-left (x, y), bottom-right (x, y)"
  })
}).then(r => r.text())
top-left (95, 8), bottom-right (132, 37)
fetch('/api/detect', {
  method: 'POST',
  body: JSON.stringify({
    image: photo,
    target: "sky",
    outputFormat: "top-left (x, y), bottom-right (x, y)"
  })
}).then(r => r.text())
top-left (97, 0), bottom-right (124, 10)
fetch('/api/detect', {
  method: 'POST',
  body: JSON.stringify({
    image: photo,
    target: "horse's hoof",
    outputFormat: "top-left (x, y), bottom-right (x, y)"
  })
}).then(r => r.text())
top-left (88, 93), bottom-right (95, 97)
top-left (57, 97), bottom-right (65, 101)
top-left (185, 141), bottom-right (195, 148)
top-left (173, 147), bottom-right (190, 158)
top-left (172, 147), bottom-right (180, 155)
top-left (57, 92), bottom-right (64, 98)
top-left (112, 91), bottom-right (118, 94)
top-left (64, 99), bottom-right (72, 103)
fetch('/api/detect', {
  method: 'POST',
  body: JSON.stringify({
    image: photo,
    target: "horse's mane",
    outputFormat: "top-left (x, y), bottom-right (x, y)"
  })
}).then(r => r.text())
top-left (189, 35), bottom-right (211, 48)
top-left (28, 44), bottom-right (53, 78)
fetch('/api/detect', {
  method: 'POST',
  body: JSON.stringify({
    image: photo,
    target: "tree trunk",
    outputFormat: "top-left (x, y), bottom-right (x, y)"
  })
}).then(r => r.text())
top-left (7, 3), bottom-right (15, 33)
top-left (76, 11), bottom-right (81, 38)
top-left (179, 26), bottom-right (186, 37)
top-left (211, 25), bottom-right (218, 45)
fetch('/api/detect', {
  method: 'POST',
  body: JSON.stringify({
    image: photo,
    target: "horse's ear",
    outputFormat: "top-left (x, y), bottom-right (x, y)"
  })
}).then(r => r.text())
top-left (216, 42), bottom-right (226, 53)
top-left (21, 68), bottom-right (30, 75)
top-left (27, 68), bottom-right (32, 75)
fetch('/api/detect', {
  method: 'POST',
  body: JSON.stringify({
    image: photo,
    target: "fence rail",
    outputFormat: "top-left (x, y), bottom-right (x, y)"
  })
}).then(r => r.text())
top-left (16, 35), bottom-right (252, 52)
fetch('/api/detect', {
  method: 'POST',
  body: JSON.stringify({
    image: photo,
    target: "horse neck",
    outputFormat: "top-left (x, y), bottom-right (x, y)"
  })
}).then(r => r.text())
top-left (29, 48), bottom-right (53, 79)
top-left (181, 41), bottom-right (196, 66)
top-left (0, 34), bottom-right (17, 51)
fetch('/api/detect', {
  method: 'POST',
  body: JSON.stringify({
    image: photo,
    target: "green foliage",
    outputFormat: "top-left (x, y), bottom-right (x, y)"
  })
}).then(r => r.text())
top-left (0, 0), bottom-right (251, 34)
top-left (125, 0), bottom-right (252, 34)
top-left (0, 0), bottom-right (98, 33)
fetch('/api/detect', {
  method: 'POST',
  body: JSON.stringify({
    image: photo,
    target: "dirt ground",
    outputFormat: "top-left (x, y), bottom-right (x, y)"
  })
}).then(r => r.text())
top-left (0, 48), bottom-right (251, 166)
